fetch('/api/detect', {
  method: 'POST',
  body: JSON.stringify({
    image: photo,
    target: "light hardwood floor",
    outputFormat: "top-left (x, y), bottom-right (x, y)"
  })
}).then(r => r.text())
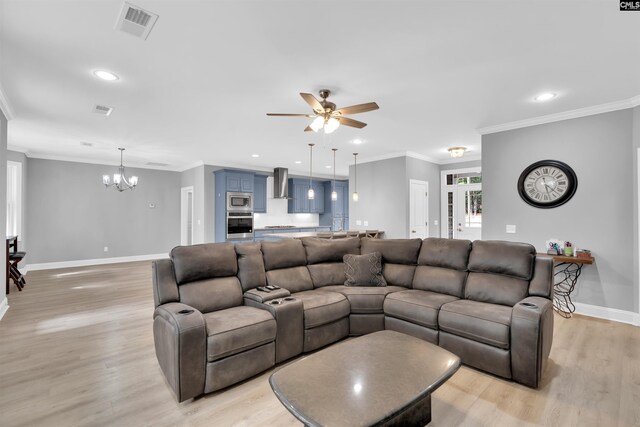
top-left (1, 261), bottom-right (639, 427)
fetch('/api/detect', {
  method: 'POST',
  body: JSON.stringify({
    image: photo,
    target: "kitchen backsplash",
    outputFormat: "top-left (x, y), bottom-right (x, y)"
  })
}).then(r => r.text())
top-left (254, 177), bottom-right (319, 228)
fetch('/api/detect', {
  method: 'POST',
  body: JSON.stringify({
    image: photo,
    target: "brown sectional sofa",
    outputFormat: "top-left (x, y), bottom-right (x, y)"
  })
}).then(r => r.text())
top-left (152, 237), bottom-right (554, 402)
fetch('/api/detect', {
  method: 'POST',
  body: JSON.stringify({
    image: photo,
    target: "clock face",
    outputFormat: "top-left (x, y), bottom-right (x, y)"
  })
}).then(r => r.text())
top-left (517, 160), bottom-right (577, 208)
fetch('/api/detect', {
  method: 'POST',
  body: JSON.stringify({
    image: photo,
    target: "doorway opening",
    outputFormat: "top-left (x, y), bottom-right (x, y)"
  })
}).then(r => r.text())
top-left (440, 167), bottom-right (482, 240)
top-left (409, 179), bottom-right (429, 239)
top-left (181, 186), bottom-right (194, 246)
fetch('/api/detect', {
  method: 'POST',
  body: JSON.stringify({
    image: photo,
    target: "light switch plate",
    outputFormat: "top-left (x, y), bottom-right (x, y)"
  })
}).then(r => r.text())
top-left (356, 220), bottom-right (362, 226)
top-left (434, 220), bottom-right (439, 226)
top-left (506, 225), bottom-right (516, 234)
top-left (363, 221), bottom-right (369, 226)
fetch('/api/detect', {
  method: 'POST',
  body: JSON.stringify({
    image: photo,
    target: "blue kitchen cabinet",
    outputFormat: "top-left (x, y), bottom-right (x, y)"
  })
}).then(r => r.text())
top-left (225, 171), bottom-right (254, 192)
top-left (288, 179), bottom-right (325, 213)
top-left (253, 175), bottom-right (267, 213)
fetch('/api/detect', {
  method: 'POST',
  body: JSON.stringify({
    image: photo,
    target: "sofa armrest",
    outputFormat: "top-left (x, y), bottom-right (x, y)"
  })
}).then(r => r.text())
top-left (153, 302), bottom-right (206, 402)
top-left (510, 297), bottom-right (554, 388)
top-left (244, 288), bottom-right (291, 304)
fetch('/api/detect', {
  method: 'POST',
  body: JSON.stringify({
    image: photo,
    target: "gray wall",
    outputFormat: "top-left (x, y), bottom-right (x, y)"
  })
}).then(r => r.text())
top-left (348, 156), bottom-right (443, 239)
top-left (482, 109), bottom-right (636, 312)
top-left (1, 110), bottom-right (7, 308)
top-left (633, 106), bottom-right (640, 314)
top-left (349, 157), bottom-right (407, 238)
top-left (26, 158), bottom-right (181, 264)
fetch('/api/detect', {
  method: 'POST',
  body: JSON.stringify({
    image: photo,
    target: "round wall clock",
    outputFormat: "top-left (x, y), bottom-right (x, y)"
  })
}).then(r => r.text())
top-left (517, 160), bottom-right (578, 208)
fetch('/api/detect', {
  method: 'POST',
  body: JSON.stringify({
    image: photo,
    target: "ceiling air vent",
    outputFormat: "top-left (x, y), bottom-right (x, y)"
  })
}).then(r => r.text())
top-left (146, 162), bottom-right (169, 167)
top-left (115, 2), bottom-right (159, 40)
top-left (93, 105), bottom-right (113, 116)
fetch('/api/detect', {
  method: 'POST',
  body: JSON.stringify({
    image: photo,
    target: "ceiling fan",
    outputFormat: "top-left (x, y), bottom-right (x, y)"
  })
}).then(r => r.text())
top-left (267, 89), bottom-right (379, 134)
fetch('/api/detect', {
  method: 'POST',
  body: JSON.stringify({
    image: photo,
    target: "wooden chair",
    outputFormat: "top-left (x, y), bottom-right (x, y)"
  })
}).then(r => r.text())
top-left (365, 230), bottom-right (380, 238)
top-left (332, 232), bottom-right (347, 239)
top-left (316, 232), bottom-right (333, 239)
top-left (346, 230), bottom-right (360, 238)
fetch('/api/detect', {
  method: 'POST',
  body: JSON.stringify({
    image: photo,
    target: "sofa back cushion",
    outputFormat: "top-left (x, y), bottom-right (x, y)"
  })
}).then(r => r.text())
top-left (170, 243), bottom-right (238, 285)
top-left (465, 241), bottom-right (536, 306)
top-left (418, 238), bottom-right (471, 270)
top-left (301, 237), bottom-right (360, 264)
top-left (413, 266), bottom-right (467, 297)
top-left (179, 277), bottom-right (243, 313)
top-left (266, 266), bottom-right (314, 293)
top-left (307, 263), bottom-right (345, 288)
top-left (261, 239), bottom-right (307, 270)
top-left (235, 242), bottom-right (266, 291)
top-left (468, 240), bottom-right (536, 280)
top-left (361, 238), bottom-right (421, 287)
top-left (465, 272), bottom-right (529, 306)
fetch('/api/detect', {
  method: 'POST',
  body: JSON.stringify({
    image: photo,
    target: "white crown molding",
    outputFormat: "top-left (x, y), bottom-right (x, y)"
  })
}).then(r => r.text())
top-left (478, 94), bottom-right (640, 135)
top-left (574, 302), bottom-right (640, 327)
top-left (179, 160), bottom-right (205, 172)
top-left (438, 154), bottom-right (482, 165)
top-left (405, 151), bottom-right (441, 164)
top-left (0, 81), bottom-right (15, 121)
top-left (24, 253), bottom-right (169, 272)
top-left (353, 150), bottom-right (475, 166)
top-left (23, 151), bottom-right (189, 172)
top-left (6, 144), bottom-right (30, 155)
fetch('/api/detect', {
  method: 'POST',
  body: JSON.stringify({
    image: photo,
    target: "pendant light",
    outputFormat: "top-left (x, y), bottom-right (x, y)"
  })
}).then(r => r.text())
top-left (331, 148), bottom-right (338, 201)
top-left (352, 152), bottom-right (359, 202)
top-left (308, 143), bottom-right (315, 200)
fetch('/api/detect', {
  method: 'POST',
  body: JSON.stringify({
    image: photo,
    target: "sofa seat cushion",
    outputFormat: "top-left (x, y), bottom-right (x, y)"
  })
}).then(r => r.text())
top-left (439, 300), bottom-right (512, 349)
top-left (204, 306), bottom-right (276, 362)
top-left (383, 290), bottom-right (459, 329)
top-left (293, 290), bottom-right (351, 329)
top-left (322, 285), bottom-right (406, 314)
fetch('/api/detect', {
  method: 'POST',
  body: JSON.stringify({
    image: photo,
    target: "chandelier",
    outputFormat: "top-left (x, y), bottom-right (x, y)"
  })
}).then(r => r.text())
top-left (102, 148), bottom-right (138, 192)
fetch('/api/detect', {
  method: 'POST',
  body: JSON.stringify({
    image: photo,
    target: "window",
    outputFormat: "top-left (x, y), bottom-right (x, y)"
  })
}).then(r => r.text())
top-left (6, 161), bottom-right (22, 237)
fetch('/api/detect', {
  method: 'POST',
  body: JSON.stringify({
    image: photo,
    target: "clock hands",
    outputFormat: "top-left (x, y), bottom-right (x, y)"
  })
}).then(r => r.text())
top-left (541, 177), bottom-right (551, 194)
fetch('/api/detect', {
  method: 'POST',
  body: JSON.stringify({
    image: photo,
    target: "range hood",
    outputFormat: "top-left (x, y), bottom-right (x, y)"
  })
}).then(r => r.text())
top-left (273, 167), bottom-right (289, 199)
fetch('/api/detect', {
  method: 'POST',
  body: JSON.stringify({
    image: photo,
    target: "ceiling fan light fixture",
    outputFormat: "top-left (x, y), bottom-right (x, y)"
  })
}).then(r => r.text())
top-left (310, 117), bottom-right (324, 132)
top-left (324, 117), bottom-right (340, 134)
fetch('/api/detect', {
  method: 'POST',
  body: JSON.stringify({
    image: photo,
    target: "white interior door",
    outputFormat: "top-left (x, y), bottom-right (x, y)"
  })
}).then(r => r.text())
top-left (181, 186), bottom-right (194, 245)
top-left (409, 180), bottom-right (429, 239)
top-left (455, 183), bottom-right (482, 241)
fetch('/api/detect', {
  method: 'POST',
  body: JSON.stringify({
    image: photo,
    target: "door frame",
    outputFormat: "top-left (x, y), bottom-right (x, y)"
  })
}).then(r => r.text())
top-left (440, 166), bottom-right (481, 238)
top-left (180, 186), bottom-right (194, 246)
top-left (409, 179), bottom-right (429, 239)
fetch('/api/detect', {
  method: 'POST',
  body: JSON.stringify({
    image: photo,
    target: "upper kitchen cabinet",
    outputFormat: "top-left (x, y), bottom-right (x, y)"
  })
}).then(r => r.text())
top-left (288, 178), bottom-right (325, 213)
top-left (225, 171), bottom-right (254, 193)
top-left (253, 175), bottom-right (267, 213)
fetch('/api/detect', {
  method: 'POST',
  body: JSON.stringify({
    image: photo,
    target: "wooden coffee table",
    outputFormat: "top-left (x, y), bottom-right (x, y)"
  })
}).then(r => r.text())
top-left (269, 330), bottom-right (460, 426)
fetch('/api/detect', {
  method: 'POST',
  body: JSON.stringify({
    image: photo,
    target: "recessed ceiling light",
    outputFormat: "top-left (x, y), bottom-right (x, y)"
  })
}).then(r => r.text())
top-left (325, 165), bottom-right (332, 169)
top-left (534, 92), bottom-right (556, 102)
top-left (93, 70), bottom-right (119, 81)
top-left (251, 154), bottom-right (259, 158)
top-left (352, 138), bottom-right (364, 145)
top-left (295, 160), bottom-right (302, 164)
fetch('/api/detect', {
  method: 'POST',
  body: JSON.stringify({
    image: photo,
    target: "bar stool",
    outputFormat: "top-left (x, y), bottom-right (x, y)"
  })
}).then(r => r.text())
top-left (346, 231), bottom-right (360, 238)
top-left (365, 230), bottom-right (380, 238)
top-left (8, 251), bottom-right (26, 292)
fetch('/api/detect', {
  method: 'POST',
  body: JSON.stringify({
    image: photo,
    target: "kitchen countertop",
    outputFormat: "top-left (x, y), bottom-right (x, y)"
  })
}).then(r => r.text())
top-left (262, 230), bottom-right (384, 239)
top-left (254, 225), bottom-right (331, 231)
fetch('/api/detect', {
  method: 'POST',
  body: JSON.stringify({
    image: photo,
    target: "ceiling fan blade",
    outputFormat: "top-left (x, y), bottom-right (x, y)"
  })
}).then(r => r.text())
top-left (304, 125), bottom-right (313, 132)
top-left (334, 102), bottom-right (379, 116)
top-left (267, 113), bottom-right (316, 117)
top-left (337, 116), bottom-right (367, 129)
top-left (300, 93), bottom-right (325, 114)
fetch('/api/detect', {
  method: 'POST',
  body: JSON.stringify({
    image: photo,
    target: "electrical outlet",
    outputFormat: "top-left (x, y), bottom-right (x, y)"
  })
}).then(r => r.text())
top-left (356, 220), bottom-right (362, 226)
top-left (434, 220), bottom-right (439, 226)
top-left (103, 246), bottom-right (109, 252)
top-left (506, 225), bottom-right (516, 234)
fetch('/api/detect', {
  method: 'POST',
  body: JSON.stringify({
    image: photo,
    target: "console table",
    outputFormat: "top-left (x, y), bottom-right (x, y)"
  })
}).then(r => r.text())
top-left (538, 253), bottom-right (594, 318)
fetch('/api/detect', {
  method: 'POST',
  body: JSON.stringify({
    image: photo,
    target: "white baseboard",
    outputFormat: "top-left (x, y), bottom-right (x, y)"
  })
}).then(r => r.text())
top-left (24, 253), bottom-right (169, 272)
top-left (0, 297), bottom-right (9, 321)
top-left (574, 302), bottom-right (640, 326)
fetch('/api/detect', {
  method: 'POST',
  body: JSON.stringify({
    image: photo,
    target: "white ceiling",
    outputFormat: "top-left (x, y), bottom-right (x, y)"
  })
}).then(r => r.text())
top-left (1, 0), bottom-right (639, 177)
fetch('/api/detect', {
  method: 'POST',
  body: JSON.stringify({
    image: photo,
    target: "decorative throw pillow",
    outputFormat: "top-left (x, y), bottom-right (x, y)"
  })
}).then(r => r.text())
top-left (343, 252), bottom-right (387, 287)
